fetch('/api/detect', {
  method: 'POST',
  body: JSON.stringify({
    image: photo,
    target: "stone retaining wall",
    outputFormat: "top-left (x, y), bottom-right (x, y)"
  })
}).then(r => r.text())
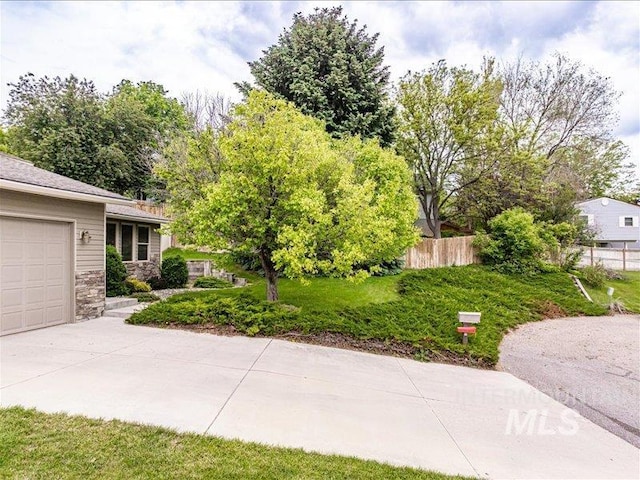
top-left (186, 260), bottom-right (247, 286)
top-left (75, 270), bottom-right (105, 320)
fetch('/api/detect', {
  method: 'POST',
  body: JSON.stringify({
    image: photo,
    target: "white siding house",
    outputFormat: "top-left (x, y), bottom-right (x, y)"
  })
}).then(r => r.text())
top-left (576, 197), bottom-right (640, 248)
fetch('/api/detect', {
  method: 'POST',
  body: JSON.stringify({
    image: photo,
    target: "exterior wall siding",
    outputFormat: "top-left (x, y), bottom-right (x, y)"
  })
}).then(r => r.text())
top-left (0, 189), bottom-right (105, 272)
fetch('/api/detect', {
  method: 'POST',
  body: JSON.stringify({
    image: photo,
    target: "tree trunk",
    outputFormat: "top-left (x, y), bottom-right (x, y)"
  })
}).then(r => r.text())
top-left (421, 194), bottom-right (442, 239)
top-left (259, 250), bottom-right (279, 302)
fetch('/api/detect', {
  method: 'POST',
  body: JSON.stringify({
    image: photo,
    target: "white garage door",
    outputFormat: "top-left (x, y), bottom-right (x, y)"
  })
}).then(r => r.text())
top-left (1, 216), bottom-right (72, 336)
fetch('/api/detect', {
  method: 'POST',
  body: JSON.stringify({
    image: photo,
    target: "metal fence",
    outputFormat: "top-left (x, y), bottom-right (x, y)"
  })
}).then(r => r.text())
top-left (403, 236), bottom-right (479, 269)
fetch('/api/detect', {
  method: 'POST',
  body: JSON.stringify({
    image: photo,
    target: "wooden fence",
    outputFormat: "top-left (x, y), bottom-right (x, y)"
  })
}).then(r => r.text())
top-left (403, 236), bottom-right (479, 269)
top-left (575, 247), bottom-right (640, 271)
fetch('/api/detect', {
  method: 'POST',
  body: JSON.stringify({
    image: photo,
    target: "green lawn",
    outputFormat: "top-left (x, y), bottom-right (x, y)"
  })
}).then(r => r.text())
top-left (582, 271), bottom-right (640, 313)
top-left (129, 265), bottom-right (605, 366)
top-left (0, 407), bottom-right (470, 480)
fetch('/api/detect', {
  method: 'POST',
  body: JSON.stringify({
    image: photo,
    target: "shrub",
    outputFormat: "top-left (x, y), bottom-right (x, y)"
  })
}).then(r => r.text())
top-left (474, 208), bottom-right (545, 274)
top-left (161, 256), bottom-right (189, 288)
top-left (193, 276), bottom-right (234, 289)
top-left (129, 292), bottom-right (161, 303)
top-left (581, 263), bottom-right (607, 288)
top-left (125, 277), bottom-right (152, 293)
top-left (365, 258), bottom-right (405, 276)
top-left (147, 276), bottom-right (168, 290)
top-left (106, 245), bottom-right (128, 297)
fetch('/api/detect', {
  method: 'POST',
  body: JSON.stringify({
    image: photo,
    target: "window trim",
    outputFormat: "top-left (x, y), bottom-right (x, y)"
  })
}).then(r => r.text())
top-left (120, 222), bottom-right (134, 262)
top-left (137, 225), bottom-right (150, 262)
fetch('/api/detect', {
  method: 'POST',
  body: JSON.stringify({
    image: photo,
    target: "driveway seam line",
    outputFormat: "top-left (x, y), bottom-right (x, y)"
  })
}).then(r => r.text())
top-left (395, 358), bottom-right (481, 478)
top-left (204, 338), bottom-right (273, 435)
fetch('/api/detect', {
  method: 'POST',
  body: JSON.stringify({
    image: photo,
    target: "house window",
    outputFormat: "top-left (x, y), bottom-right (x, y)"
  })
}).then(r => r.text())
top-left (121, 224), bottom-right (133, 261)
top-left (624, 217), bottom-right (633, 227)
top-left (579, 214), bottom-right (594, 226)
top-left (137, 226), bottom-right (149, 261)
top-left (106, 223), bottom-right (117, 247)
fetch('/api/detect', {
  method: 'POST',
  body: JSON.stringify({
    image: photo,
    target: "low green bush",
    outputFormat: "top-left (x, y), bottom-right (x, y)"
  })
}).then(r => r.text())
top-left (129, 292), bottom-right (161, 303)
top-left (580, 263), bottom-right (607, 288)
top-left (106, 245), bottom-right (128, 297)
top-left (161, 256), bottom-right (188, 288)
top-left (128, 266), bottom-right (605, 365)
top-left (147, 276), bottom-right (168, 290)
top-left (125, 277), bottom-right (152, 293)
top-left (193, 276), bottom-right (234, 289)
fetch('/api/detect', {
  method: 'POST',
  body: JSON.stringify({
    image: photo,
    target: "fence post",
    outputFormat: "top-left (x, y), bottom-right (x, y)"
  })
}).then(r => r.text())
top-left (622, 248), bottom-right (626, 271)
top-left (590, 247), bottom-right (594, 266)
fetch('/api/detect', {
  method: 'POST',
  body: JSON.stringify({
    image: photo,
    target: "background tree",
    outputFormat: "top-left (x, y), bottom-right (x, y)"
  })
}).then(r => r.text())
top-left (243, 6), bottom-right (395, 145)
top-left (396, 60), bottom-right (503, 238)
top-left (3, 74), bottom-right (188, 197)
top-left (454, 54), bottom-right (632, 229)
top-left (156, 92), bottom-right (233, 236)
top-left (165, 91), bottom-right (417, 301)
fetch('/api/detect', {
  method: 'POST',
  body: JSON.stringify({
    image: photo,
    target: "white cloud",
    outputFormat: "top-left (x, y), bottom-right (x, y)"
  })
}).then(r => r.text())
top-left (1, 1), bottom-right (638, 179)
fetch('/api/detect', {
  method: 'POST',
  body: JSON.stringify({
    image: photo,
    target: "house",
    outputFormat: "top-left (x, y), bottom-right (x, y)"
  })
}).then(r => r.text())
top-left (106, 204), bottom-right (167, 280)
top-left (576, 197), bottom-right (640, 248)
top-left (0, 152), bottom-right (167, 336)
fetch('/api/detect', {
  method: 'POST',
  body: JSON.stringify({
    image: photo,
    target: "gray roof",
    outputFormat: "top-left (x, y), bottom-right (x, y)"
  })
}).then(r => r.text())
top-left (106, 204), bottom-right (168, 223)
top-left (0, 152), bottom-right (130, 202)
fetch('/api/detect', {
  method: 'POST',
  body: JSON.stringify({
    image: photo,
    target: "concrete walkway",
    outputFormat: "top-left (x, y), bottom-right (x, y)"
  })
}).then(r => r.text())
top-left (1, 317), bottom-right (638, 479)
top-left (500, 315), bottom-right (640, 448)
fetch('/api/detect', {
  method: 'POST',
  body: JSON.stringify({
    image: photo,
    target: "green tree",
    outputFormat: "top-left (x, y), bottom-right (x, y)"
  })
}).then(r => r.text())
top-left (396, 60), bottom-right (503, 238)
top-left (165, 91), bottom-right (417, 301)
top-left (3, 74), bottom-right (188, 197)
top-left (243, 6), bottom-right (395, 145)
top-left (455, 54), bottom-right (631, 228)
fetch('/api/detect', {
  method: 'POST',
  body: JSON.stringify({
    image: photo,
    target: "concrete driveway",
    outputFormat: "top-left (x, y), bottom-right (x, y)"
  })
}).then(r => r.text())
top-left (500, 315), bottom-right (640, 449)
top-left (1, 316), bottom-right (638, 479)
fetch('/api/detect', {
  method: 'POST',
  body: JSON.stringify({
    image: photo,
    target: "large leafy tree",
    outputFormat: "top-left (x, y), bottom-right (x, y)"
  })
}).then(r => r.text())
top-left (396, 60), bottom-right (503, 238)
top-left (243, 6), bottom-right (395, 145)
top-left (3, 74), bottom-right (188, 197)
top-left (164, 91), bottom-right (417, 301)
top-left (454, 54), bottom-right (632, 228)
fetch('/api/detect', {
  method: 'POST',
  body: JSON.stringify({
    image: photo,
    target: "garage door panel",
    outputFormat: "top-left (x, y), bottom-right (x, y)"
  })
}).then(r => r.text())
top-left (1, 217), bottom-right (72, 336)
top-left (25, 286), bottom-right (45, 305)
top-left (25, 265), bottom-right (45, 282)
top-left (46, 306), bottom-right (64, 324)
top-left (2, 264), bottom-right (23, 283)
top-left (2, 288), bottom-right (23, 308)
top-left (25, 308), bottom-right (44, 327)
top-left (46, 264), bottom-right (64, 281)
top-left (2, 311), bottom-right (22, 331)
top-left (25, 243), bottom-right (45, 262)
top-left (1, 242), bottom-right (22, 261)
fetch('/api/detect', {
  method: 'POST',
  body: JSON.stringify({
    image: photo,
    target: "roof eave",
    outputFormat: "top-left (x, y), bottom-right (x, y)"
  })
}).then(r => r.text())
top-left (106, 213), bottom-right (168, 224)
top-left (0, 179), bottom-right (134, 206)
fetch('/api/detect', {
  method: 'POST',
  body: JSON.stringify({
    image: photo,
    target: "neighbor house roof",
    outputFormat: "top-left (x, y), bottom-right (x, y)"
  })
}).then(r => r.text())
top-left (0, 152), bottom-right (132, 205)
top-left (576, 197), bottom-right (640, 209)
top-left (106, 204), bottom-right (168, 224)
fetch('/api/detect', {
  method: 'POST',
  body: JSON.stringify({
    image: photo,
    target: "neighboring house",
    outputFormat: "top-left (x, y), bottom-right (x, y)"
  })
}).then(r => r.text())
top-left (576, 197), bottom-right (640, 248)
top-left (0, 152), bottom-right (167, 336)
top-left (106, 204), bottom-right (168, 281)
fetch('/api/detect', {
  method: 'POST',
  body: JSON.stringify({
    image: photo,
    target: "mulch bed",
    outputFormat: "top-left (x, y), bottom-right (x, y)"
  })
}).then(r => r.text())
top-left (158, 322), bottom-right (492, 369)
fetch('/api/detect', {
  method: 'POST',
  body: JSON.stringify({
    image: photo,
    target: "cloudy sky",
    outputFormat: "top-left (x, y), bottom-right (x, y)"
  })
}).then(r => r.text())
top-left (1, 1), bottom-right (639, 177)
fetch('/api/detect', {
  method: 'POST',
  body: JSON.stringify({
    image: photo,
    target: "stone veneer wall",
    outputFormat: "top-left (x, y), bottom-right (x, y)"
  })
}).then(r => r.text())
top-left (125, 254), bottom-right (161, 281)
top-left (75, 270), bottom-right (105, 320)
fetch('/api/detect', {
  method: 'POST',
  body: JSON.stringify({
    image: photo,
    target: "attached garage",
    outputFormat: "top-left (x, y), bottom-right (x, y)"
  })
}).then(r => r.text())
top-left (1, 217), bottom-right (72, 335)
top-left (0, 153), bottom-right (133, 335)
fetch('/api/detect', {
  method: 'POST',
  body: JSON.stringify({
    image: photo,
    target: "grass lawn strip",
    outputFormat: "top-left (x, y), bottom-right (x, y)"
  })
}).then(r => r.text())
top-left (0, 407), bottom-right (473, 480)
top-left (129, 265), bottom-right (605, 367)
top-left (582, 271), bottom-right (640, 313)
